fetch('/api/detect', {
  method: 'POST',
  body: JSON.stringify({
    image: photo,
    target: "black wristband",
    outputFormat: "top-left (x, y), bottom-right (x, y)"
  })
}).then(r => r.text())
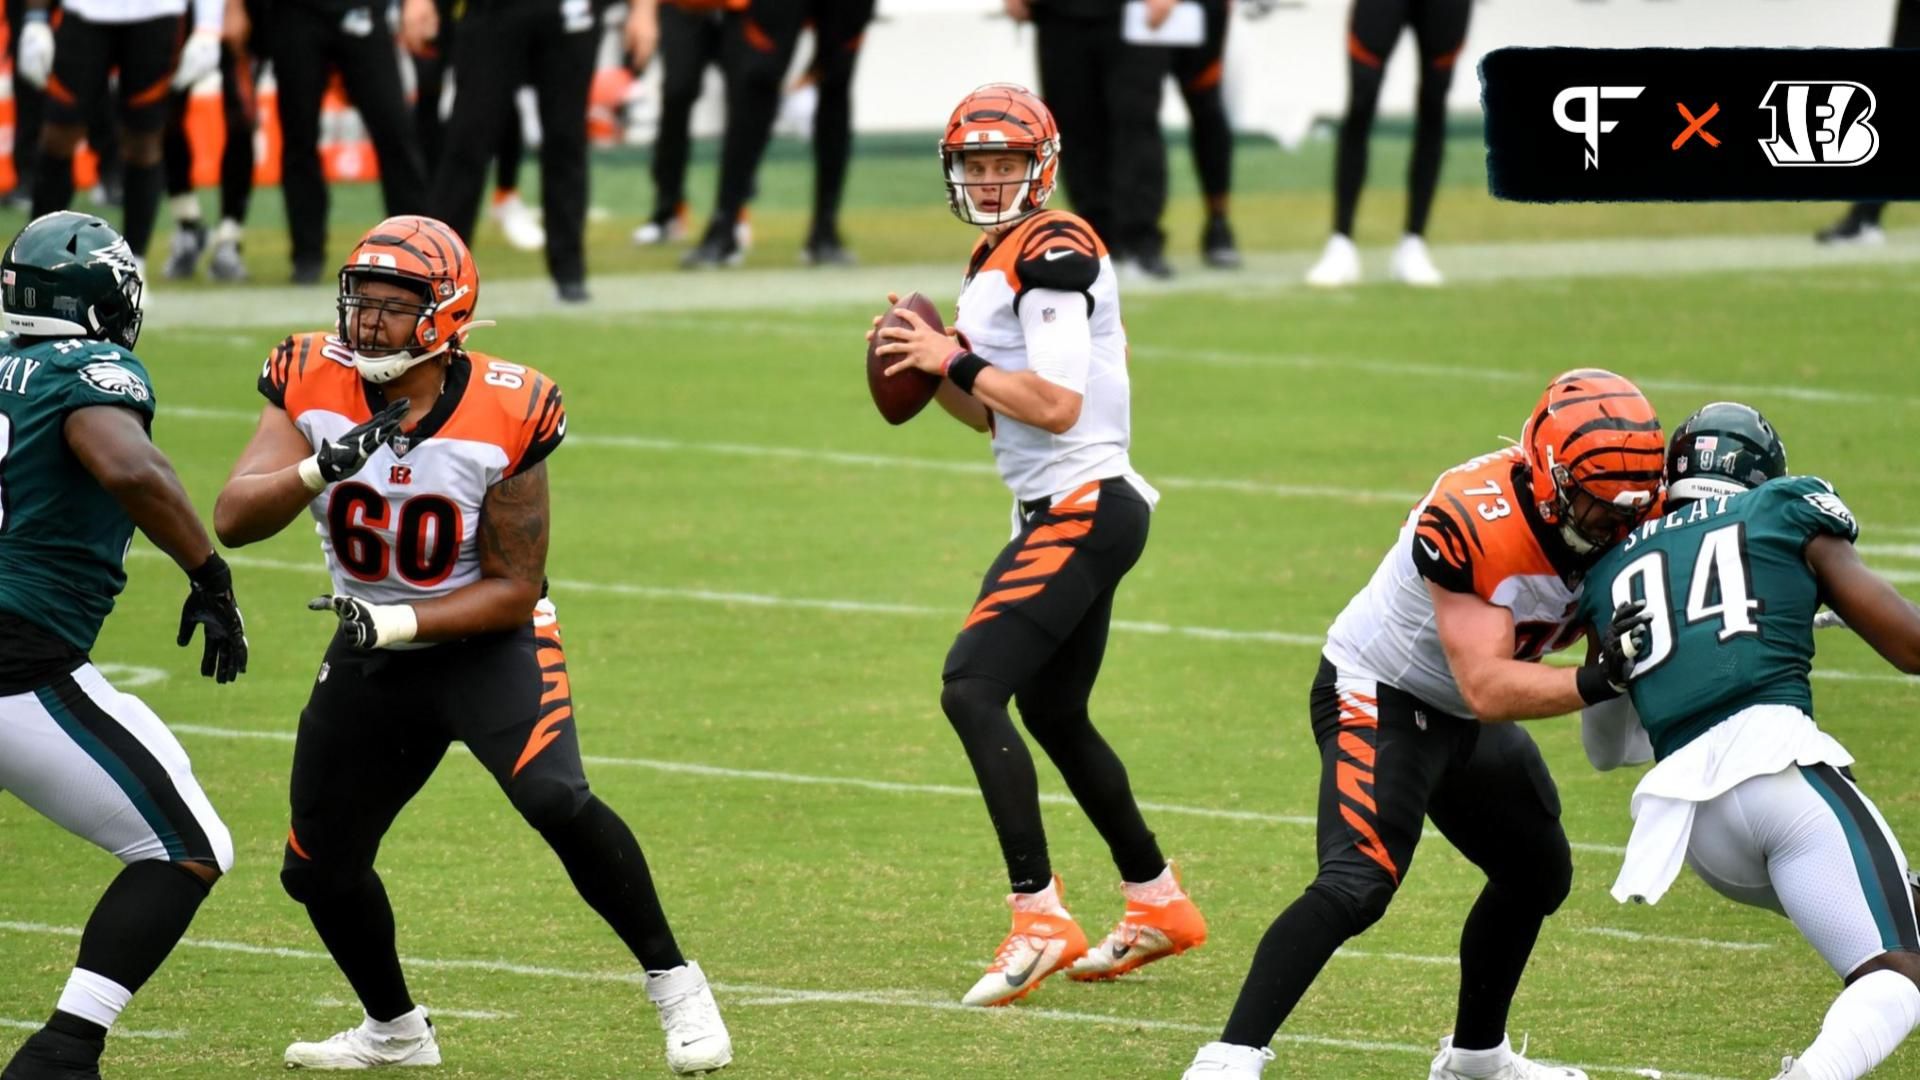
top-left (946, 352), bottom-right (989, 396)
top-left (1575, 664), bottom-right (1622, 706)
top-left (189, 551), bottom-right (232, 591)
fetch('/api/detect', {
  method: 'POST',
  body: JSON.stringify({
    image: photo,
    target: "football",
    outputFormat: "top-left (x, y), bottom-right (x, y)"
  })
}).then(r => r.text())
top-left (866, 292), bottom-right (944, 425)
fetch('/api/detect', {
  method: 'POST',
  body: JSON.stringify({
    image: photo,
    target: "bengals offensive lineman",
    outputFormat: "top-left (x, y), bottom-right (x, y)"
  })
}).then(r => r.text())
top-left (1184, 370), bottom-right (1663, 1080)
top-left (212, 216), bottom-right (731, 1075)
top-left (870, 83), bottom-right (1207, 1009)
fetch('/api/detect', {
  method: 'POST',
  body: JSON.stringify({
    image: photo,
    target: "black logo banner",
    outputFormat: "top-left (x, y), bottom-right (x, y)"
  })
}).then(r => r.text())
top-left (1481, 48), bottom-right (1920, 202)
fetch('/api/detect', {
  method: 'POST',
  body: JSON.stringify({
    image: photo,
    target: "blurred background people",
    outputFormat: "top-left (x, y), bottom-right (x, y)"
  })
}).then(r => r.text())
top-left (1304, 0), bottom-right (1470, 288)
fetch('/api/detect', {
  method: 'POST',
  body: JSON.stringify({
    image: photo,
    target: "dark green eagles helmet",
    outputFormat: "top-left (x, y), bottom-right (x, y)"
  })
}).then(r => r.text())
top-left (1666, 401), bottom-right (1788, 504)
top-left (1, 211), bottom-right (144, 349)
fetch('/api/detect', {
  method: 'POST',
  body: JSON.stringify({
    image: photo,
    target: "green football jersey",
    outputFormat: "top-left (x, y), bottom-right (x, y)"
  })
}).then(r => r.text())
top-left (0, 333), bottom-right (157, 652)
top-left (1576, 475), bottom-right (1858, 760)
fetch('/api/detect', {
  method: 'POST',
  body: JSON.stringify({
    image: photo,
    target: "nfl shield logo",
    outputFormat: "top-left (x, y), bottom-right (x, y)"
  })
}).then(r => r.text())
top-left (3, 270), bottom-right (14, 286)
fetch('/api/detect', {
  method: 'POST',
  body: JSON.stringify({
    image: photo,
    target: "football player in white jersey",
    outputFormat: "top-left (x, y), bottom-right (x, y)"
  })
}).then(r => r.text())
top-left (212, 216), bottom-right (732, 1076)
top-left (1184, 370), bottom-right (1664, 1080)
top-left (16, 0), bottom-right (224, 263)
top-left (870, 83), bottom-right (1207, 1009)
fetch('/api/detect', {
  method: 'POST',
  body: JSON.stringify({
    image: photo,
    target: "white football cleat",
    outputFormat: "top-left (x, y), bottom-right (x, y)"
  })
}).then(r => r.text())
top-left (283, 1007), bottom-right (441, 1069)
top-left (1305, 234), bottom-right (1360, 288)
top-left (960, 877), bottom-right (1089, 1007)
top-left (1428, 1035), bottom-right (1587, 1080)
top-left (490, 192), bottom-right (546, 252)
top-left (1182, 1041), bottom-right (1275, 1077)
top-left (646, 960), bottom-right (733, 1075)
top-left (1771, 1057), bottom-right (1813, 1080)
top-left (1390, 234), bottom-right (1445, 286)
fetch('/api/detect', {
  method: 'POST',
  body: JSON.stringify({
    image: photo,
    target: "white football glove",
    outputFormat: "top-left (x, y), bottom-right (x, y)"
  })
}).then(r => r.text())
top-left (17, 19), bottom-right (54, 89)
top-left (172, 29), bottom-right (221, 89)
top-left (308, 595), bottom-right (418, 649)
top-left (1813, 610), bottom-right (1848, 631)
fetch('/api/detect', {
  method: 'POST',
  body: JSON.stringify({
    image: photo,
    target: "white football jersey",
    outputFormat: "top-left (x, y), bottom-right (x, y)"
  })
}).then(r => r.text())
top-left (260, 334), bottom-right (565, 610)
top-left (952, 210), bottom-right (1155, 508)
top-left (64, 0), bottom-right (212, 27)
top-left (1322, 447), bottom-right (1588, 719)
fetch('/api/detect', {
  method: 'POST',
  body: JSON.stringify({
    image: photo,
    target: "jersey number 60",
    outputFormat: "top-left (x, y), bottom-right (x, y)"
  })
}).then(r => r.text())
top-left (328, 483), bottom-right (463, 587)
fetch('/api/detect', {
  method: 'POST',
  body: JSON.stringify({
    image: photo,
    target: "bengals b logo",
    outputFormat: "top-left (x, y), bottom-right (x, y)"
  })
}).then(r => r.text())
top-left (1758, 81), bottom-right (1879, 167)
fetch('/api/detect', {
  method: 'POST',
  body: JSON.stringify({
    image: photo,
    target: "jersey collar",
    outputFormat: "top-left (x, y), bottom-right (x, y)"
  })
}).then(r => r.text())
top-left (362, 352), bottom-right (471, 456)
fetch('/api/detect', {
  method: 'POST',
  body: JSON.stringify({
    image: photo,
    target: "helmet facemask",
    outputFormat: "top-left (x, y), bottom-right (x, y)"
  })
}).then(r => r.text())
top-left (942, 143), bottom-right (1055, 227)
top-left (337, 269), bottom-right (448, 385)
top-left (1545, 457), bottom-right (1655, 554)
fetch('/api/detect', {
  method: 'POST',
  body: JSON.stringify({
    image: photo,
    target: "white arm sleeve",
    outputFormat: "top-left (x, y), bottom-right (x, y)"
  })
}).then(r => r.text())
top-left (1581, 695), bottom-right (1654, 772)
top-left (1017, 287), bottom-right (1091, 395)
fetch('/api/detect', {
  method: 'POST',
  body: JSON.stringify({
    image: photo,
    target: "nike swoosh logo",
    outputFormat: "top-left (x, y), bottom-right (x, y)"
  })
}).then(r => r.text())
top-left (1044, 249), bottom-right (1073, 261)
top-left (1005, 954), bottom-right (1044, 986)
top-left (1109, 943), bottom-right (1132, 959)
top-left (1420, 539), bottom-right (1442, 561)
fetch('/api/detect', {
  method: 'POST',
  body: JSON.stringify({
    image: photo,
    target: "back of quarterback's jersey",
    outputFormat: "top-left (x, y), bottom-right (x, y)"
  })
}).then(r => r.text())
top-left (952, 210), bottom-right (1144, 503)
top-left (260, 334), bottom-right (564, 610)
top-left (1322, 446), bottom-right (1589, 718)
top-left (0, 335), bottom-right (156, 652)
top-left (1579, 476), bottom-right (1858, 759)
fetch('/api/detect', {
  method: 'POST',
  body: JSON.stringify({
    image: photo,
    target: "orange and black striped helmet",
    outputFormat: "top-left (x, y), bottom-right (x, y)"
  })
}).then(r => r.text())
top-left (1522, 368), bottom-right (1664, 552)
top-left (336, 215), bottom-right (480, 384)
top-left (940, 83), bottom-right (1061, 227)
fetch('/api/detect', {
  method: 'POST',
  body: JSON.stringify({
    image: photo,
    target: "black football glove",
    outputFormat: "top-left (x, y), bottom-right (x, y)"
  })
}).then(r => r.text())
top-left (307, 594), bottom-right (418, 650)
top-left (314, 397), bottom-right (410, 484)
top-left (178, 553), bottom-right (248, 683)
top-left (1577, 599), bottom-right (1650, 703)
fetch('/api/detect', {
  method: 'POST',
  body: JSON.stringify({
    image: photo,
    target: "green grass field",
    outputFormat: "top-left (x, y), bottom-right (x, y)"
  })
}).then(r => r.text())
top-left (4, 133), bottom-right (1920, 1079)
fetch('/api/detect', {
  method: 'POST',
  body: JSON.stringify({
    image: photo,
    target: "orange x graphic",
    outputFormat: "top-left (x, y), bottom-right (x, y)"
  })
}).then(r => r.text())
top-left (1673, 102), bottom-right (1721, 150)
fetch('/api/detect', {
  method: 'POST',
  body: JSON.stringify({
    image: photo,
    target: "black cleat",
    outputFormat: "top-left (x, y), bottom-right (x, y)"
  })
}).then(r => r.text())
top-left (680, 222), bottom-right (743, 270)
top-left (555, 280), bottom-right (590, 304)
top-left (800, 235), bottom-right (857, 267)
top-left (1815, 214), bottom-right (1886, 247)
top-left (2, 1027), bottom-right (104, 1080)
top-left (1201, 214), bottom-right (1241, 269)
top-left (290, 257), bottom-right (325, 285)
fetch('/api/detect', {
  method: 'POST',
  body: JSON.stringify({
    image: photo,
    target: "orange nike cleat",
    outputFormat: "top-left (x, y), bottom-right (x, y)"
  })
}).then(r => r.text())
top-left (960, 877), bottom-right (1089, 1007)
top-left (1069, 865), bottom-right (1208, 981)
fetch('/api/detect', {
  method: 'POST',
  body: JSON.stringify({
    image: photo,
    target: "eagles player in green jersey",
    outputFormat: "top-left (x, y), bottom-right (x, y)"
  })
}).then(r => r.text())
top-left (0, 212), bottom-right (247, 1080)
top-left (1577, 402), bottom-right (1920, 1080)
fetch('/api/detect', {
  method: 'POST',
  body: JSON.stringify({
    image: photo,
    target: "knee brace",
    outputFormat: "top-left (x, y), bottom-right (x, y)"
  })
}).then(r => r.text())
top-left (511, 774), bottom-right (592, 833)
top-left (1307, 867), bottom-right (1401, 938)
top-left (279, 844), bottom-right (370, 905)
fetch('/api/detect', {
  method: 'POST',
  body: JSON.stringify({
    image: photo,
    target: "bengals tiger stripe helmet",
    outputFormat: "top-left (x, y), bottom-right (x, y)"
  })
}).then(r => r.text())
top-left (337, 215), bottom-right (480, 384)
top-left (1522, 368), bottom-right (1664, 553)
top-left (940, 83), bottom-right (1060, 227)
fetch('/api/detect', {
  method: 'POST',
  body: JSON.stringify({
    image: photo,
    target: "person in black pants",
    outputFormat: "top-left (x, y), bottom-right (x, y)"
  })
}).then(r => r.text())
top-left (269, 0), bottom-right (430, 283)
top-left (677, 0), bottom-right (874, 268)
top-left (1816, 0), bottom-right (1918, 246)
top-left (1172, 0), bottom-right (1238, 268)
top-left (408, 1), bottom-right (543, 253)
top-left (634, 0), bottom-right (728, 248)
top-left (419, 0), bottom-right (656, 301)
top-left (160, 0), bottom-right (262, 280)
top-left (1011, 0), bottom-right (1175, 280)
top-left (6, 0), bottom-right (125, 211)
top-left (1304, 0), bottom-right (1470, 288)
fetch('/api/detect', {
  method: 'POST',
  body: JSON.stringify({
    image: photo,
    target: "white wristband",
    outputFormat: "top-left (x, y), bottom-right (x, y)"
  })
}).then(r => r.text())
top-left (370, 603), bottom-right (419, 649)
top-left (297, 455), bottom-right (326, 493)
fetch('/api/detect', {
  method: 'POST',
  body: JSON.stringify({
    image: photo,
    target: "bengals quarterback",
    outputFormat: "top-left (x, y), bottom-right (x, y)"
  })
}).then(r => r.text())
top-left (870, 83), bottom-right (1207, 1009)
top-left (211, 216), bottom-right (732, 1075)
top-left (1184, 370), bottom-right (1663, 1080)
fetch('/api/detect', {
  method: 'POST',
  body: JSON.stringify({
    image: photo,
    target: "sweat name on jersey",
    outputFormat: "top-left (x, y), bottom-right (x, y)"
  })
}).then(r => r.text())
top-left (1323, 446), bottom-right (1591, 719)
top-left (953, 209), bottom-right (1151, 506)
top-left (260, 333), bottom-right (564, 607)
top-left (1578, 475), bottom-right (1859, 758)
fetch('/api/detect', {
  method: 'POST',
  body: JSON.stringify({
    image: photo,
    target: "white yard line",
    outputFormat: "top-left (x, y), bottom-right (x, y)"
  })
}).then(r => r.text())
top-left (311, 997), bottom-right (513, 1021)
top-left (126, 548), bottom-right (1920, 685)
top-left (0, 921), bottom-right (1737, 1080)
